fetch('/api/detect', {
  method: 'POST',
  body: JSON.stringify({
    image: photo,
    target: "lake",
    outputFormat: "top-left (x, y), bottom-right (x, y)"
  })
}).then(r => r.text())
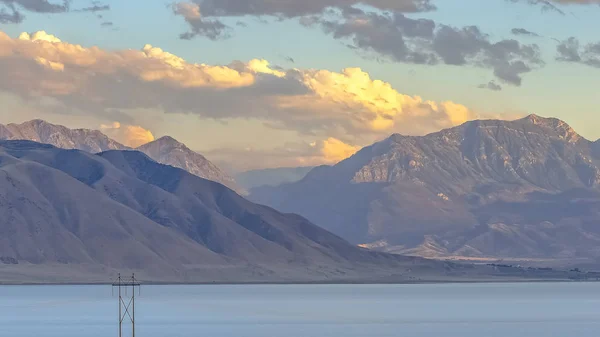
top-left (1, 282), bottom-right (599, 337)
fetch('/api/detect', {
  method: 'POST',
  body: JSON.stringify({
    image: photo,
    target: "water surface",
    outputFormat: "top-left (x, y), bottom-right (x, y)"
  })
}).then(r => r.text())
top-left (1, 282), bottom-right (599, 336)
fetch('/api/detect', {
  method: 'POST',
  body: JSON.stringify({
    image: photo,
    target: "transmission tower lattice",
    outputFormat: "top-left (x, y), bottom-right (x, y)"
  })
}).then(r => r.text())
top-left (112, 273), bottom-right (141, 337)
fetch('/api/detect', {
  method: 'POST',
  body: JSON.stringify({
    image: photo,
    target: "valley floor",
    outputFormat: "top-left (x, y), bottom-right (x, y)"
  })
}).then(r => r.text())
top-left (1, 261), bottom-right (598, 285)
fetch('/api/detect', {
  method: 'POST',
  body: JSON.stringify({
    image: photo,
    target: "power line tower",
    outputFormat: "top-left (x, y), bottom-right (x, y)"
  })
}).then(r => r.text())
top-left (112, 273), bottom-right (141, 337)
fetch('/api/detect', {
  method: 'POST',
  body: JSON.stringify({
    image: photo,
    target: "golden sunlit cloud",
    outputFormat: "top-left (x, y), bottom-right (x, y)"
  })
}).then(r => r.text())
top-left (206, 138), bottom-right (361, 171)
top-left (18, 31), bottom-right (62, 43)
top-left (100, 122), bottom-right (155, 148)
top-left (0, 30), bottom-right (485, 168)
top-left (172, 2), bottom-right (202, 20)
top-left (321, 138), bottom-right (361, 163)
top-left (279, 67), bottom-right (476, 134)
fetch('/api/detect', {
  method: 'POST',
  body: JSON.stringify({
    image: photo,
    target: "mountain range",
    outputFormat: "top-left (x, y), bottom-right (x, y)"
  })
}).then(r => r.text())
top-left (250, 115), bottom-right (600, 266)
top-left (236, 166), bottom-right (314, 190)
top-left (0, 120), bottom-right (241, 192)
top-left (0, 139), bottom-right (564, 284)
top-left (138, 136), bottom-right (241, 193)
top-left (0, 119), bottom-right (126, 153)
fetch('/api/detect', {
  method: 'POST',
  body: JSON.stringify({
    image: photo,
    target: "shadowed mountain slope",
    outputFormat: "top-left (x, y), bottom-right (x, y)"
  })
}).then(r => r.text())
top-left (137, 136), bottom-right (242, 193)
top-left (250, 115), bottom-right (600, 264)
top-left (0, 120), bottom-right (241, 193)
top-left (0, 140), bottom-right (494, 283)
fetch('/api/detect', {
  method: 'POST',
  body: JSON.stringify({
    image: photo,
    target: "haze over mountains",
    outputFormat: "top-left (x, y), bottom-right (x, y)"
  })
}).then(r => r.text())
top-left (4, 114), bottom-right (600, 282)
top-left (0, 116), bottom-right (598, 283)
top-left (0, 120), bottom-right (241, 193)
top-left (0, 139), bottom-right (542, 284)
top-left (251, 115), bottom-right (600, 265)
top-left (236, 167), bottom-right (314, 190)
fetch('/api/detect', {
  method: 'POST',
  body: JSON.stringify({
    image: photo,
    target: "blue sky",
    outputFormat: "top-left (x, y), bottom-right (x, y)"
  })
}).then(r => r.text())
top-left (0, 0), bottom-right (599, 170)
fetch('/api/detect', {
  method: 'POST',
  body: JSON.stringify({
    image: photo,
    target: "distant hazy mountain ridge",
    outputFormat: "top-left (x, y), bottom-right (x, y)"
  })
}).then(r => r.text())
top-left (0, 119), bottom-right (128, 153)
top-left (137, 136), bottom-right (242, 193)
top-left (250, 115), bottom-right (600, 264)
top-left (0, 120), bottom-right (241, 193)
top-left (236, 166), bottom-right (314, 190)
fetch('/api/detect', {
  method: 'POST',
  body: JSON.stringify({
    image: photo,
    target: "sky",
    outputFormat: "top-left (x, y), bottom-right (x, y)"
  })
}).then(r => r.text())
top-left (0, 0), bottom-right (599, 171)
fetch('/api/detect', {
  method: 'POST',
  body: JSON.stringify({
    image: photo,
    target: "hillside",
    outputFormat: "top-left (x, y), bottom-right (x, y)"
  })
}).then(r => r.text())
top-left (137, 136), bottom-right (242, 193)
top-left (0, 140), bottom-right (585, 283)
top-left (0, 120), bottom-right (241, 193)
top-left (0, 140), bottom-right (461, 283)
top-left (250, 115), bottom-right (600, 265)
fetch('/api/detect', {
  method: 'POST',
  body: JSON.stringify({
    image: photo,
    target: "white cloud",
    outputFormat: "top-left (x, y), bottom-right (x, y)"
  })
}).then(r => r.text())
top-left (18, 31), bottom-right (61, 43)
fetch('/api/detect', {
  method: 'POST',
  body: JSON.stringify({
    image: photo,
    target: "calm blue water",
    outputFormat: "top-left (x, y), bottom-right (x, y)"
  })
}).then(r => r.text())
top-left (1, 283), bottom-right (599, 336)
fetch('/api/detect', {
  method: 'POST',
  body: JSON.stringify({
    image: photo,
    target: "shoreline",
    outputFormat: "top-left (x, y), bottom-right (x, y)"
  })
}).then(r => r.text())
top-left (0, 278), bottom-right (594, 286)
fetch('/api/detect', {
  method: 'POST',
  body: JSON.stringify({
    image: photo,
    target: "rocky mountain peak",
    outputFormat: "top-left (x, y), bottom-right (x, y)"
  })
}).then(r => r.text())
top-left (0, 120), bottom-right (242, 194)
top-left (350, 115), bottom-right (594, 187)
top-left (387, 133), bottom-right (406, 142)
top-left (522, 113), bottom-right (548, 124)
top-left (153, 135), bottom-right (179, 145)
top-left (20, 118), bottom-right (46, 126)
top-left (520, 113), bottom-right (568, 127)
top-left (249, 115), bottom-right (600, 263)
top-left (518, 114), bottom-right (581, 143)
top-left (1, 119), bottom-right (128, 153)
top-left (137, 136), bottom-right (243, 194)
top-left (138, 136), bottom-right (205, 161)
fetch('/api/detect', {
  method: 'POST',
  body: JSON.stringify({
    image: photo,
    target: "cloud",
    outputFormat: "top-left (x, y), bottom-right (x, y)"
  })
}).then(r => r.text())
top-left (18, 30), bottom-right (62, 43)
top-left (173, 1), bottom-right (200, 18)
top-left (207, 137), bottom-right (361, 170)
top-left (172, 0), bottom-right (435, 40)
top-left (312, 12), bottom-right (437, 64)
top-left (506, 0), bottom-right (566, 14)
top-left (508, 0), bottom-right (600, 14)
top-left (195, 0), bottom-right (435, 18)
top-left (0, 30), bottom-right (481, 162)
top-left (271, 67), bottom-right (475, 136)
top-left (0, 0), bottom-right (111, 23)
top-left (0, 4), bottom-right (23, 23)
top-left (0, 0), bottom-right (70, 23)
top-left (282, 55), bottom-right (295, 63)
top-left (207, 145), bottom-right (319, 171)
top-left (76, 1), bottom-right (109, 13)
top-left (172, 1), bottom-right (542, 87)
top-left (321, 137), bottom-right (361, 163)
top-left (0, 0), bottom-right (70, 13)
top-left (556, 37), bottom-right (600, 68)
top-left (511, 28), bottom-right (540, 37)
top-left (310, 11), bottom-right (543, 86)
top-left (100, 122), bottom-right (155, 148)
top-left (34, 56), bottom-right (65, 71)
top-left (172, 2), bottom-right (228, 40)
top-left (478, 81), bottom-right (503, 91)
